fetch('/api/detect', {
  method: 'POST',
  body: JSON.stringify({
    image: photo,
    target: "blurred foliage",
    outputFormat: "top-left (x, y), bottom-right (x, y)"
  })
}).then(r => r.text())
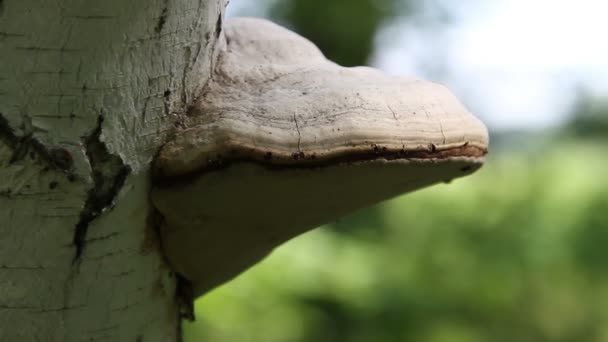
top-left (185, 140), bottom-right (608, 342)
top-left (566, 93), bottom-right (608, 138)
top-left (267, 0), bottom-right (403, 66)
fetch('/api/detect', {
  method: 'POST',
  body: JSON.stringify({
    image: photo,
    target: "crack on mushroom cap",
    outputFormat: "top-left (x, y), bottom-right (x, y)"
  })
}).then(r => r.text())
top-left (153, 17), bottom-right (489, 181)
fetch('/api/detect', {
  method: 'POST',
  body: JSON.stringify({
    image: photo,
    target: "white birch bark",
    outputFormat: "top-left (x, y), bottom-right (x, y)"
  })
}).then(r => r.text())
top-left (0, 0), bottom-right (226, 341)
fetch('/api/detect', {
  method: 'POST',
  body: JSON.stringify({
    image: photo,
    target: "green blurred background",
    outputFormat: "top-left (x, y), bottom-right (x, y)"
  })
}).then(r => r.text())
top-left (185, 1), bottom-right (608, 341)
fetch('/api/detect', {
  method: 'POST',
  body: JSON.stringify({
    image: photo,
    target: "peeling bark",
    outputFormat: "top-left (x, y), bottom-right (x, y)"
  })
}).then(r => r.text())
top-left (72, 116), bottom-right (130, 263)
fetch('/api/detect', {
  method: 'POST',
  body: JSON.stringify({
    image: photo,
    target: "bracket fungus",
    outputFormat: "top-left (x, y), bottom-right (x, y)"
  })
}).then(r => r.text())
top-left (151, 18), bottom-right (489, 296)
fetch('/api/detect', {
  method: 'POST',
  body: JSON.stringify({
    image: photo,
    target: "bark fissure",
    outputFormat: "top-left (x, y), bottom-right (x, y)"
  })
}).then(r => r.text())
top-left (214, 13), bottom-right (222, 40)
top-left (163, 90), bottom-right (172, 117)
top-left (175, 274), bottom-right (195, 321)
top-left (154, 0), bottom-right (169, 35)
top-left (72, 116), bottom-right (131, 263)
top-left (0, 112), bottom-right (19, 147)
top-left (0, 112), bottom-right (76, 174)
top-left (149, 208), bottom-right (195, 325)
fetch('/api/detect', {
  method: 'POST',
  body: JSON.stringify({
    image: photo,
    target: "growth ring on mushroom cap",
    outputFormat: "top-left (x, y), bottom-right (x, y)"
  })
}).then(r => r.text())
top-left (151, 17), bottom-right (489, 296)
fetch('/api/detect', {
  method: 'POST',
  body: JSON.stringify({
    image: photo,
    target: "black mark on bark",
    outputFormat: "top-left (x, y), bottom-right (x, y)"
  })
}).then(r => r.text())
top-left (214, 13), bottom-right (222, 40)
top-left (155, 0), bottom-right (169, 35)
top-left (66, 15), bottom-right (114, 20)
top-left (49, 147), bottom-right (74, 170)
top-left (72, 116), bottom-right (131, 263)
top-left (163, 89), bottom-right (171, 116)
top-left (0, 188), bottom-right (12, 198)
top-left (15, 46), bottom-right (80, 52)
top-left (0, 112), bottom-right (75, 174)
top-left (181, 46), bottom-right (192, 107)
top-left (176, 274), bottom-right (195, 321)
top-left (141, 96), bottom-right (150, 123)
top-left (0, 32), bottom-right (24, 38)
top-left (0, 112), bottom-right (18, 147)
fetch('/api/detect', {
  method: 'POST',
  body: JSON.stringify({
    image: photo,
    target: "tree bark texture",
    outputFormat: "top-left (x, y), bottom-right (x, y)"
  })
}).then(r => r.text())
top-left (0, 0), bottom-right (226, 340)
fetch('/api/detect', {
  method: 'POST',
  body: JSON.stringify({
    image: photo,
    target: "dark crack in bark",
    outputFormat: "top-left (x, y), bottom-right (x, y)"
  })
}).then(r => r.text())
top-left (72, 115), bottom-right (131, 263)
top-left (163, 89), bottom-right (171, 117)
top-left (154, 0), bottom-right (169, 35)
top-left (147, 208), bottom-right (196, 327)
top-left (0, 112), bottom-right (19, 147)
top-left (176, 274), bottom-right (195, 321)
top-left (0, 112), bottom-right (75, 175)
top-left (214, 13), bottom-right (222, 40)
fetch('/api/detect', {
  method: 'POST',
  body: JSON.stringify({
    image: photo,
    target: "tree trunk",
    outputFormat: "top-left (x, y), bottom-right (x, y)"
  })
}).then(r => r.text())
top-left (0, 0), bottom-right (225, 340)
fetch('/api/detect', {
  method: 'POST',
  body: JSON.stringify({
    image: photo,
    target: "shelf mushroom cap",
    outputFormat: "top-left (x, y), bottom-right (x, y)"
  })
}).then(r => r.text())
top-left (151, 17), bottom-right (489, 296)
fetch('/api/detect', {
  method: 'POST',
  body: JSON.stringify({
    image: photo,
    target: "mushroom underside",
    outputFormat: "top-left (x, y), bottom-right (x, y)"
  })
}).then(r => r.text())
top-left (152, 156), bottom-right (483, 296)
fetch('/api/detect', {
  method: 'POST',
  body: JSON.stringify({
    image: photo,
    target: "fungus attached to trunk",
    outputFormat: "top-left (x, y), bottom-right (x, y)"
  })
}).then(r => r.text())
top-left (151, 18), bottom-right (489, 296)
